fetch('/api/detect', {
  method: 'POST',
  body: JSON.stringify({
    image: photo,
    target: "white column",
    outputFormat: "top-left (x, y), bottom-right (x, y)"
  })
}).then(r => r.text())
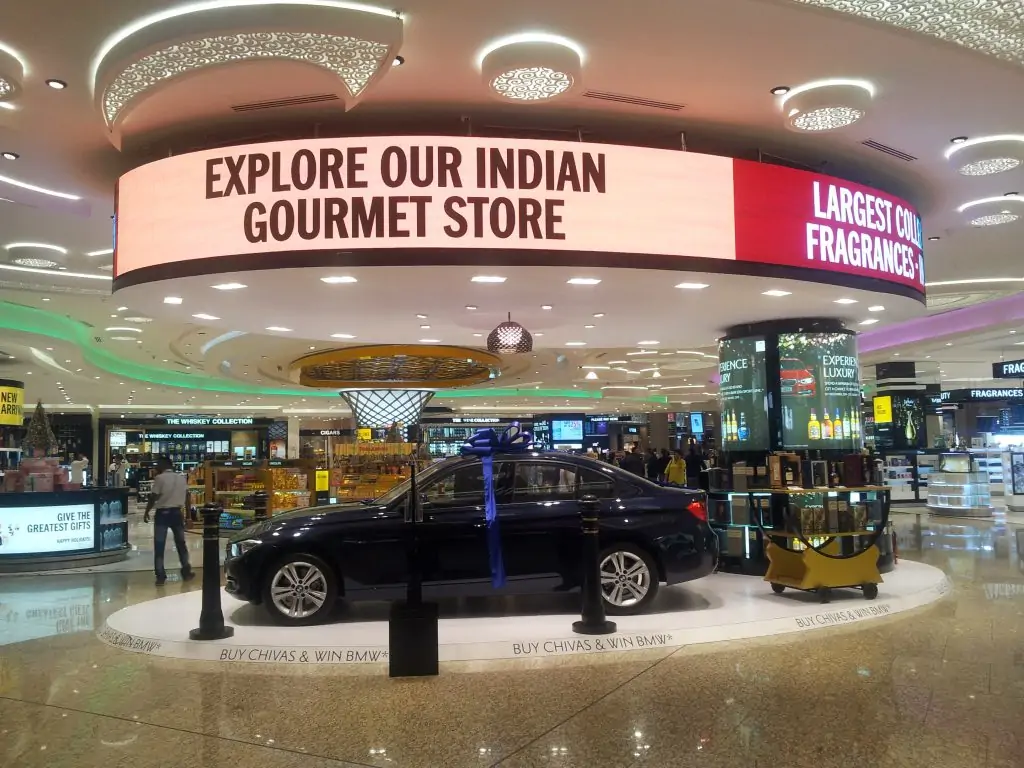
top-left (287, 417), bottom-right (301, 459)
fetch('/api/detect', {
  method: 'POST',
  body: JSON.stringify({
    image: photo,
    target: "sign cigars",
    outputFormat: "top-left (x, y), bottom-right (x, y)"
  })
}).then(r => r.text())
top-left (115, 136), bottom-right (925, 296)
top-left (993, 358), bottom-right (1024, 379)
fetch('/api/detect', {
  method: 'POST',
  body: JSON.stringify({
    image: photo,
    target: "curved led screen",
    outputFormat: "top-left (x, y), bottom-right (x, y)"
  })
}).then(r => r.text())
top-left (114, 136), bottom-right (925, 298)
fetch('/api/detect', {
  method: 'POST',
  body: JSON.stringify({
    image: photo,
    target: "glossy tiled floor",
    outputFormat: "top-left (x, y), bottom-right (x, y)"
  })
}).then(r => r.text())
top-left (1, 511), bottom-right (1022, 767)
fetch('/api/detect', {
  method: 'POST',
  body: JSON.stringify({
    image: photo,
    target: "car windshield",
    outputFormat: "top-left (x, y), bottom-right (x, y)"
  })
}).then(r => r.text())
top-left (781, 359), bottom-right (806, 370)
top-left (372, 457), bottom-right (465, 505)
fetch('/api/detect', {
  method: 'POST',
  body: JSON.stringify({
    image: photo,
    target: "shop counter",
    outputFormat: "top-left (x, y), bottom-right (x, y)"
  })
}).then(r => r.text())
top-left (0, 488), bottom-right (130, 572)
top-left (708, 487), bottom-right (893, 574)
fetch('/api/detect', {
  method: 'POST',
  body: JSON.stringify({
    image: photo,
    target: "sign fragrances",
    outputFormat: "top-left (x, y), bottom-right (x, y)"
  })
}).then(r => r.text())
top-left (993, 358), bottom-right (1024, 379)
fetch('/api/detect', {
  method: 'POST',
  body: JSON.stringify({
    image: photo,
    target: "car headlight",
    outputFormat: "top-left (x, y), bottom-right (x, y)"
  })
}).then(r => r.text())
top-left (799, 377), bottom-right (814, 384)
top-left (229, 539), bottom-right (262, 558)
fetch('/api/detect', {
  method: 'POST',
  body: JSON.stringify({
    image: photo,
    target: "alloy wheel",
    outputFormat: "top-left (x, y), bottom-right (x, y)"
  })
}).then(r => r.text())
top-left (600, 550), bottom-right (651, 607)
top-left (270, 561), bottom-right (329, 619)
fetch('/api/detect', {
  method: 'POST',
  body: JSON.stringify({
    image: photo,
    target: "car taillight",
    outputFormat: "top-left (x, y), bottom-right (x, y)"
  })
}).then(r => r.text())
top-left (687, 500), bottom-right (708, 521)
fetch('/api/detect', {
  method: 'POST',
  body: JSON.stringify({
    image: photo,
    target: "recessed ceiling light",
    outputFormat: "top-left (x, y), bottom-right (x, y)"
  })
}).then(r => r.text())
top-left (637, 340), bottom-right (661, 345)
top-left (330, 333), bottom-right (356, 339)
top-left (946, 342), bottom-right (953, 346)
top-left (567, 277), bottom-right (601, 285)
top-left (834, 298), bottom-right (858, 304)
top-left (163, 296), bottom-right (183, 305)
top-left (192, 313), bottom-right (219, 321)
top-left (393, 55), bottom-right (405, 66)
top-left (584, 324), bottom-right (595, 329)
top-left (420, 325), bottom-right (431, 329)
top-left (868, 305), bottom-right (885, 312)
top-left (320, 275), bottom-right (357, 284)
top-left (473, 332), bottom-right (483, 337)
top-left (465, 305), bottom-right (478, 310)
top-left (1, 152), bottom-right (18, 161)
top-left (419, 338), bottom-right (440, 343)
top-left (592, 313), bottom-right (605, 318)
top-left (125, 316), bottom-right (152, 323)
top-left (109, 336), bottom-right (137, 341)
top-left (928, 236), bottom-right (940, 242)
top-left (1011, 331), bottom-right (1018, 335)
top-left (416, 314), bottom-right (428, 319)
top-left (951, 136), bottom-right (968, 144)
top-left (762, 289), bottom-right (791, 297)
top-left (45, 79), bottom-right (67, 90)
top-left (770, 86), bottom-right (790, 95)
top-left (675, 282), bottom-right (709, 290)
top-left (541, 305), bottom-right (553, 310)
top-left (565, 341), bottom-right (586, 346)
top-left (471, 275), bottom-right (506, 283)
top-left (41, 297), bottom-right (49, 301)
top-left (116, 306), bottom-right (128, 311)
top-left (86, 248), bottom-right (113, 256)
top-left (859, 319), bottom-right (879, 326)
top-left (213, 282), bottom-right (246, 290)
top-left (585, 371), bottom-right (598, 380)
top-left (105, 326), bottom-right (142, 333)
top-left (265, 326), bottom-right (292, 332)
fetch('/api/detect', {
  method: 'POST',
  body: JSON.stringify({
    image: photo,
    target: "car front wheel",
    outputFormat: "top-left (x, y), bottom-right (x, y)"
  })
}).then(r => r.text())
top-left (598, 544), bottom-right (660, 615)
top-left (262, 554), bottom-right (338, 626)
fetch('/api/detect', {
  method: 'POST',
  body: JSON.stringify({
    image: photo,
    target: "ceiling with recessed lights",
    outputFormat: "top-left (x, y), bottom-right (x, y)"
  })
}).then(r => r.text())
top-left (2, 0), bottom-right (1024, 417)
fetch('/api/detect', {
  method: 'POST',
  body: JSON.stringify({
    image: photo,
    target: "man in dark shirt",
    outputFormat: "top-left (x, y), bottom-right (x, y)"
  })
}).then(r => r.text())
top-left (619, 447), bottom-right (646, 477)
top-left (685, 446), bottom-right (704, 488)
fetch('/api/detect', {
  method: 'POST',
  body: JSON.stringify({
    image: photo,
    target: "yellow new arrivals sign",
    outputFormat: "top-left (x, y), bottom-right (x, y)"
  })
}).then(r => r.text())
top-left (315, 470), bottom-right (329, 492)
top-left (0, 380), bottom-right (24, 426)
top-left (873, 395), bottom-right (893, 424)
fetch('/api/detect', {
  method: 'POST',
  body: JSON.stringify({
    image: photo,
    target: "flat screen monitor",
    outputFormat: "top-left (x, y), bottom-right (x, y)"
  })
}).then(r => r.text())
top-left (690, 412), bottom-right (704, 434)
top-left (552, 419), bottom-right (583, 442)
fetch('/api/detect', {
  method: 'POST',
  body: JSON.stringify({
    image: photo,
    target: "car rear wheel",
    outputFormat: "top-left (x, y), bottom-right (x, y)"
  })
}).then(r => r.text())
top-left (598, 544), bottom-right (660, 615)
top-left (262, 554), bottom-right (338, 626)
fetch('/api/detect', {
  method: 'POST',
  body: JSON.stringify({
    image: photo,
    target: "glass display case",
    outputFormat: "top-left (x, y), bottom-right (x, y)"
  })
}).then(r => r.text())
top-left (926, 453), bottom-right (993, 517)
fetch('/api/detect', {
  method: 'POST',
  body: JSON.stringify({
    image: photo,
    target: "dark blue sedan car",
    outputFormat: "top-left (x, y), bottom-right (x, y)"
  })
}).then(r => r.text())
top-left (226, 452), bottom-right (717, 625)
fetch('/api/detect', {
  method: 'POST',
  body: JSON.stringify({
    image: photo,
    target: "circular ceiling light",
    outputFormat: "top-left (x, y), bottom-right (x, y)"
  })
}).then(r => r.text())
top-left (479, 33), bottom-right (583, 103)
top-left (124, 316), bottom-right (153, 323)
top-left (491, 66), bottom-right (573, 101)
top-left (945, 135), bottom-right (1024, 176)
top-left (1, 151), bottom-right (18, 160)
top-left (958, 194), bottom-right (1024, 227)
top-left (770, 85), bottom-right (790, 95)
top-left (792, 106), bottom-right (865, 132)
top-left (971, 212), bottom-right (1019, 227)
top-left (45, 79), bottom-right (67, 89)
top-left (778, 79), bottom-right (874, 133)
top-left (959, 158), bottom-right (1020, 176)
top-left (12, 257), bottom-right (57, 268)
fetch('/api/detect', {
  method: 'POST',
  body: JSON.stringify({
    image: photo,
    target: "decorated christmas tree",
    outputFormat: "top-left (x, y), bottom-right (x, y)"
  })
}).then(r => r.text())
top-left (23, 400), bottom-right (57, 457)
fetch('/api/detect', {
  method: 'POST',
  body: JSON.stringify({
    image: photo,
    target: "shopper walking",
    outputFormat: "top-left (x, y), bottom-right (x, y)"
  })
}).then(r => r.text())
top-left (619, 446), bottom-right (645, 477)
top-left (645, 449), bottom-right (660, 481)
top-left (143, 456), bottom-right (195, 586)
top-left (657, 448), bottom-right (671, 481)
top-left (665, 450), bottom-right (687, 485)
top-left (685, 445), bottom-right (703, 488)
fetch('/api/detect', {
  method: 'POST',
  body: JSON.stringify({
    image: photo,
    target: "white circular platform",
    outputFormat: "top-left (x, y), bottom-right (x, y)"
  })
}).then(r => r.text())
top-left (99, 562), bottom-right (950, 667)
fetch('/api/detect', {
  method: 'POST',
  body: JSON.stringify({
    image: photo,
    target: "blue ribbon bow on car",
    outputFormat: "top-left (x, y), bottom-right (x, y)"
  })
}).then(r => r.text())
top-left (460, 425), bottom-right (534, 587)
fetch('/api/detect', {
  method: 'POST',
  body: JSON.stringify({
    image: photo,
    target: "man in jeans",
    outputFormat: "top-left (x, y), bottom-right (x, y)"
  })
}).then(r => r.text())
top-left (144, 456), bottom-right (195, 586)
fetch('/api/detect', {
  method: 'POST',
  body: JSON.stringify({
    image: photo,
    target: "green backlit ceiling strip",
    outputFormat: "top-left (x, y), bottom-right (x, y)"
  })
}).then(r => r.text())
top-left (0, 302), bottom-right (669, 403)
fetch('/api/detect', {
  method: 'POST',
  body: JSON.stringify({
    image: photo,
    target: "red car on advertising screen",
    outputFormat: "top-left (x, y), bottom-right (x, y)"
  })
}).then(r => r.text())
top-left (780, 357), bottom-right (816, 396)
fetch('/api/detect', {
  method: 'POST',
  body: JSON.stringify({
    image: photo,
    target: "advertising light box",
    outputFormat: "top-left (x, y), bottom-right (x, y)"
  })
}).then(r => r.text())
top-left (0, 504), bottom-right (95, 555)
top-left (115, 137), bottom-right (925, 298)
top-left (552, 419), bottom-right (584, 443)
top-left (718, 337), bottom-right (769, 451)
top-left (779, 333), bottom-right (861, 451)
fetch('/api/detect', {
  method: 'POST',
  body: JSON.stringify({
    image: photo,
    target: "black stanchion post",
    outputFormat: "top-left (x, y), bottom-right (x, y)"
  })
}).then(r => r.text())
top-left (251, 490), bottom-right (269, 522)
top-left (573, 494), bottom-right (617, 636)
top-left (389, 463), bottom-right (439, 677)
top-left (189, 502), bottom-right (234, 641)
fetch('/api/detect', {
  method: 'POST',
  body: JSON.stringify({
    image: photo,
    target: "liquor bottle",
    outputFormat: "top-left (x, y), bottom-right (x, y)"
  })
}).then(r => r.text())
top-left (730, 410), bottom-right (738, 441)
top-left (822, 409), bottom-right (833, 440)
top-left (737, 412), bottom-right (749, 441)
top-left (808, 410), bottom-right (821, 441)
top-left (833, 411), bottom-right (845, 441)
top-left (724, 410), bottom-right (733, 441)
